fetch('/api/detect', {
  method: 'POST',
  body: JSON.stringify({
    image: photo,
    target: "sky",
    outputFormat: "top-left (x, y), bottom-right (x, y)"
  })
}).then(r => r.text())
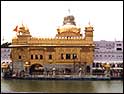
top-left (1, 1), bottom-right (123, 44)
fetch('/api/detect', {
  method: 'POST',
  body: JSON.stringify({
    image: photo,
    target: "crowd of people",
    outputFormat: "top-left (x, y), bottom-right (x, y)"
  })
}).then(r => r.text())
top-left (92, 62), bottom-right (123, 77)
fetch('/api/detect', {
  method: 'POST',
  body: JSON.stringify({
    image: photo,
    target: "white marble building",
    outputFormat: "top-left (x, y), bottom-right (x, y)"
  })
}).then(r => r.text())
top-left (94, 40), bottom-right (123, 63)
top-left (92, 40), bottom-right (123, 76)
top-left (1, 48), bottom-right (12, 64)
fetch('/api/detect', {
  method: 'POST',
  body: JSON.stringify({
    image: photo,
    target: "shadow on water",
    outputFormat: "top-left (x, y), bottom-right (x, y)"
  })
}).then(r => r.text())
top-left (1, 79), bottom-right (123, 93)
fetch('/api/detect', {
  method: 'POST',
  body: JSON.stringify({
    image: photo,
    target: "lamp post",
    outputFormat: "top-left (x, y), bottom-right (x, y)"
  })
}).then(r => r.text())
top-left (52, 67), bottom-right (56, 76)
top-left (84, 62), bottom-right (87, 76)
top-left (73, 55), bottom-right (77, 75)
top-left (1, 63), bottom-right (9, 78)
top-left (73, 58), bottom-right (75, 74)
top-left (10, 62), bottom-right (13, 74)
top-left (24, 62), bottom-right (30, 76)
top-left (79, 68), bottom-right (82, 77)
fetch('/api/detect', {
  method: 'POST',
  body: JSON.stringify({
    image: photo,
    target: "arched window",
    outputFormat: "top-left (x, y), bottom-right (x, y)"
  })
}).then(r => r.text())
top-left (92, 63), bottom-right (95, 67)
top-left (96, 63), bottom-right (99, 67)
top-left (40, 55), bottom-right (43, 59)
top-left (66, 53), bottom-right (71, 59)
top-left (35, 55), bottom-right (38, 59)
top-left (72, 53), bottom-right (77, 59)
top-left (61, 53), bottom-right (64, 59)
top-left (19, 55), bottom-right (21, 59)
top-left (86, 66), bottom-right (90, 73)
top-left (31, 55), bottom-right (33, 59)
top-left (49, 54), bottom-right (52, 59)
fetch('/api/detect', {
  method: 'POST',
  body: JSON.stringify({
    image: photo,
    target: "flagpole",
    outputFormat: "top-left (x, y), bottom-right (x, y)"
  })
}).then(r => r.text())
top-left (2, 36), bottom-right (4, 43)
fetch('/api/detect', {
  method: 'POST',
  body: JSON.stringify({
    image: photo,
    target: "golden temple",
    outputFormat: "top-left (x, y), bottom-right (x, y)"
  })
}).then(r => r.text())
top-left (10, 14), bottom-right (95, 75)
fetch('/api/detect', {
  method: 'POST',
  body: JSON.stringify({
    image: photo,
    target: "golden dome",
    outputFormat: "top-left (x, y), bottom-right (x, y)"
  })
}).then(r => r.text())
top-left (63, 15), bottom-right (76, 25)
top-left (57, 15), bottom-right (81, 34)
top-left (57, 24), bottom-right (80, 34)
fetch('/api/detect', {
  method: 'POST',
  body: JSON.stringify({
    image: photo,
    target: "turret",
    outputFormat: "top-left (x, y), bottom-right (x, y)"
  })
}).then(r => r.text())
top-left (84, 22), bottom-right (94, 41)
top-left (17, 24), bottom-right (30, 35)
top-left (12, 24), bottom-right (32, 45)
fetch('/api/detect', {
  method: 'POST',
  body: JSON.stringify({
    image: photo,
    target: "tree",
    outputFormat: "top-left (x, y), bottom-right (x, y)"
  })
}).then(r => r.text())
top-left (1, 42), bottom-right (11, 48)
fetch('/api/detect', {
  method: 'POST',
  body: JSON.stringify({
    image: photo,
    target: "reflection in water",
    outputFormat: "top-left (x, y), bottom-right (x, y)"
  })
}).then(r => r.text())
top-left (1, 79), bottom-right (123, 93)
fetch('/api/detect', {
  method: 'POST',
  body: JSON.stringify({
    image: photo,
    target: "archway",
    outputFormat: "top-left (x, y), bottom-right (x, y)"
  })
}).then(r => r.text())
top-left (29, 64), bottom-right (44, 75)
top-left (64, 68), bottom-right (72, 75)
top-left (86, 66), bottom-right (91, 73)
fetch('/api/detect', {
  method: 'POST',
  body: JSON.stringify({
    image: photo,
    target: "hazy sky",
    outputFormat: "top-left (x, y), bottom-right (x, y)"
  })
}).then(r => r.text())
top-left (1, 1), bottom-right (123, 44)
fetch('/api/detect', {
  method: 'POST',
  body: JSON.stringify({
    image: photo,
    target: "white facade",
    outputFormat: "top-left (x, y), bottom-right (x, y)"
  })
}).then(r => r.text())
top-left (1, 48), bottom-right (12, 64)
top-left (94, 40), bottom-right (123, 64)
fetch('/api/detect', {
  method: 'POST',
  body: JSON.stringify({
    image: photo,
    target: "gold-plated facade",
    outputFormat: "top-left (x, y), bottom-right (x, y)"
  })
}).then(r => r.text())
top-left (10, 15), bottom-right (95, 74)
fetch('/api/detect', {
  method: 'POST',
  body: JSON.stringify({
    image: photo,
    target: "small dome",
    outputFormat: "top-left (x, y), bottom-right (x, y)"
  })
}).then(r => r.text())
top-left (57, 24), bottom-right (80, 34)
top-left (63, 15), bottom-right (76, 25)
top-left (59, 24), bottom-right (78, 29)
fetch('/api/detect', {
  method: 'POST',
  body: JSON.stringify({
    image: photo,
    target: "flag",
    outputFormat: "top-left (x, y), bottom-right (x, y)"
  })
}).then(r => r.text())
top-left (13, 25), bottom-right (18, 32)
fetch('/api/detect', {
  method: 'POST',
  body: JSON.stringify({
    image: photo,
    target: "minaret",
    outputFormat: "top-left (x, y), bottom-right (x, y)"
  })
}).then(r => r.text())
top-left (84, 21), bottom-right (94, 41)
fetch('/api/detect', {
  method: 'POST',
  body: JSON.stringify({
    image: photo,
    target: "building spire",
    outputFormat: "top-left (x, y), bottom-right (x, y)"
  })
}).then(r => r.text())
top-left (22, 20), bottom-right (24, 27)
top-left (68, 9), bottom-right (71, 15)
top-left (88, 20), bottom-right (91, 26)
top-left (2, 36), bottom-right (4, 42)
top-left (88, 20), bottom-right (92, 27)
